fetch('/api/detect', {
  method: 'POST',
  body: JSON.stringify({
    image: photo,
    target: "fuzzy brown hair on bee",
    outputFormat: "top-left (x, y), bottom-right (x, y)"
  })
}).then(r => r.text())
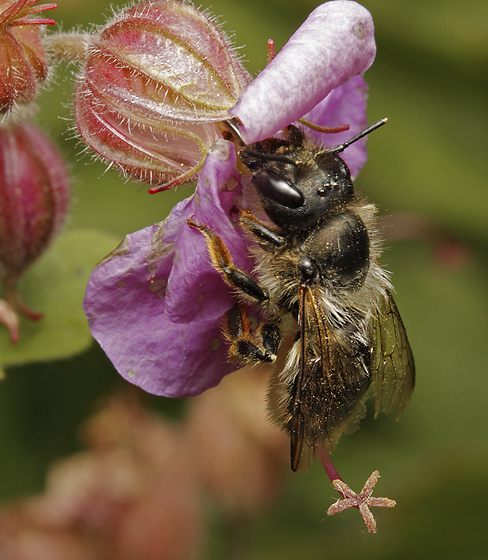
top-left (188, 119), bottom-right (415, 473)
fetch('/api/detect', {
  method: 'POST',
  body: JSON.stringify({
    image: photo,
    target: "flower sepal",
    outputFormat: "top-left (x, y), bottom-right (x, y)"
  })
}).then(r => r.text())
top-left (0, 0), bottom-right (57, 114)
top-left (74, 0), bottom-right (251, 191)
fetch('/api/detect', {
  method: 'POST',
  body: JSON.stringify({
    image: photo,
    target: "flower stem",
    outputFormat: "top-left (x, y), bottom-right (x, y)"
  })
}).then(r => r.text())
top-left (317, 443), bottom-right (344, 487)
top-left (0, 299), bottom-right (20, 344)
top-left (43, 32), bottom-right (92, 63)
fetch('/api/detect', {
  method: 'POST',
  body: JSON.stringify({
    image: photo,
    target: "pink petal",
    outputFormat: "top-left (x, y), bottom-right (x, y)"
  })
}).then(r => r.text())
top-left (302, 74), bottom-right (369, 178)
top-left (229, 0), bottom-right (375, 144)
top-left (83, 140), bottom-right (255, 397)
top-left (84, 224), bottom-right (237, 397)
top-left (165, 140), bottom-right (251, 323)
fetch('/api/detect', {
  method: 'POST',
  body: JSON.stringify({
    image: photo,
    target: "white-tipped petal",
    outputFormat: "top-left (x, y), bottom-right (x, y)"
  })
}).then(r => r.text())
top-left (229, 1), bottom-right (375, 143)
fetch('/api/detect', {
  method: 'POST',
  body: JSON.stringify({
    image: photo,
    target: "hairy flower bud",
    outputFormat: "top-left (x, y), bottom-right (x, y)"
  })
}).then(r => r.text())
top-left (0, 121), bottom-right (70, 341)
top-left (74, 0), bottom-right (251, 192)
top-left (0, 0), bottom-right (57, 114)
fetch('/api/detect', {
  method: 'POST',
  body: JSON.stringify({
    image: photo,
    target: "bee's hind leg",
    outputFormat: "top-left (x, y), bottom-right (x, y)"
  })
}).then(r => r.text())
top-left (226, 303), bottom-right (282, 363)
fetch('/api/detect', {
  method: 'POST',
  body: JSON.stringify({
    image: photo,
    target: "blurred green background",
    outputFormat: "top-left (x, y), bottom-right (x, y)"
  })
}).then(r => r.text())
top-left (1, 0), bottom-right (487, 558)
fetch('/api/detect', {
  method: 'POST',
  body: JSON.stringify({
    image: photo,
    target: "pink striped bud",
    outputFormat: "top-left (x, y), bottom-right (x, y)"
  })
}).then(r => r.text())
top-left (0, 0), bottom-right (57, 113)
top-left (74, 0), bottom-right (251, 192)
top-left (0, 121), bottom-right (70, 342)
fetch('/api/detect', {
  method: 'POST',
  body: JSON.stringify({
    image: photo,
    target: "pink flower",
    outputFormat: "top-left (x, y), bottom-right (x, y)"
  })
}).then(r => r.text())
top-left (83, 0), bottom-right (376, 397)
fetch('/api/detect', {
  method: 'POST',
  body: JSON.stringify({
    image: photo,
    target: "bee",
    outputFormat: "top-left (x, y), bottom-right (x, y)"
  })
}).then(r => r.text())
top-left (188, 119), bottom-right (415, 472)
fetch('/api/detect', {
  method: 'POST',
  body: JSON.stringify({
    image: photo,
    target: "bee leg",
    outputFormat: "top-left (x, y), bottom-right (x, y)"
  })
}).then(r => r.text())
top-left (260, 321), bottom-right (282, 357)
top-left (227, 303), bottom-right (282, 363)
top-left (187, 217), bottom-right (269, 304)
top-left (188, 217), bottom-right (282, 360)
top-left (236, 208), bottom-right (285, 248)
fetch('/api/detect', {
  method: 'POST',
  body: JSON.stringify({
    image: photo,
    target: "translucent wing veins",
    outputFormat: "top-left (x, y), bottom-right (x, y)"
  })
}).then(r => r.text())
top-left (370, 290), bottom-right (415, 419)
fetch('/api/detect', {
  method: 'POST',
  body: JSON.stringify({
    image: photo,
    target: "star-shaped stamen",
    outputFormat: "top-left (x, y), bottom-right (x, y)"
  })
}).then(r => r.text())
top-left (327, 470), bottom-right (396, 533)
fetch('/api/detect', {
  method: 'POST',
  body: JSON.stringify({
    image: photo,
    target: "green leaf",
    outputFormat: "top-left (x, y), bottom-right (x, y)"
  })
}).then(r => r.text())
top-left (0, 228), bottom-right (121, 368)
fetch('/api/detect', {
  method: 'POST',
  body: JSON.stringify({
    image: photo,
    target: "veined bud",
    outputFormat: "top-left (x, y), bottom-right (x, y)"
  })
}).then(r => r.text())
top-left (74, 0), bottom-right (251, 193)
top-left (0, 121), bottom-right (70, 342)
top-left (0, 0), bottom-right (57, 114)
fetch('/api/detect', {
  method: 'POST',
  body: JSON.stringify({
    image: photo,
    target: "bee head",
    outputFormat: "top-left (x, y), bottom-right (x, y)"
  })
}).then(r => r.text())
top-left (239, 119), bottom-right (386, 232)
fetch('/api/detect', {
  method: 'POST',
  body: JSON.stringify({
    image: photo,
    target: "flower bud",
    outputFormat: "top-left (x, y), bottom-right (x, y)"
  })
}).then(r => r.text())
top-left (0, 121), bottom-right (70, 341)
top-left (74, 0), bottom-right (251, 192)
top-left (0, 121), bottom-right (69, 281)
top-left (0, 0), bottom-right (57, 114)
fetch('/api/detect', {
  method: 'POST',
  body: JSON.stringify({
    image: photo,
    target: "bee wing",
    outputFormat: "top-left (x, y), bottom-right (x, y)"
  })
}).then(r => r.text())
top-left (290, 283), bottom-right (322, 471)
top-left (290, 285), bottom-right (369, 471)
top-left (370, 290), bottom-right (415, 420)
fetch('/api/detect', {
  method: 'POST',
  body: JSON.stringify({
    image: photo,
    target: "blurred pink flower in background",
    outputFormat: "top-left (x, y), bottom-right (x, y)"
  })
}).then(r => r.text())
top-left (0, 370), bottom-right (288, 559)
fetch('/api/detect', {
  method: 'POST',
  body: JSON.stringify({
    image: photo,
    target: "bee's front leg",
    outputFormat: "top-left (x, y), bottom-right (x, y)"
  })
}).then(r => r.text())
top-left (187, 217), bottom-right (269, 304)
top-left (187, 217), bottom-right (282, 363)
top-left (235, 208), bottom-right (285, 249)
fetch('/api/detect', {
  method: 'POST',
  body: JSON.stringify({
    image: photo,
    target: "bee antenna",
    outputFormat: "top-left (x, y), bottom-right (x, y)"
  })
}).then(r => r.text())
top-left (220, 119), bottom-right (299, 166)
top-left (327, 118), bottom-right (388, 154)
top-left (241, 148), bottom-right (298, 165)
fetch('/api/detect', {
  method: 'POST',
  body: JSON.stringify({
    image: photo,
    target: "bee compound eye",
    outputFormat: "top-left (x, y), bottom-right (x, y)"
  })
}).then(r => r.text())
top-left (255, 170), bottom-right (304, 209)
